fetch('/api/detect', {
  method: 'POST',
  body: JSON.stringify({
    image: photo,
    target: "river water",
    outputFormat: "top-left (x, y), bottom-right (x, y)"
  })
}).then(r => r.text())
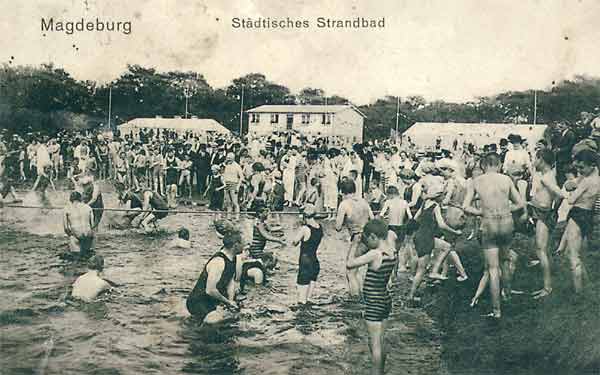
top-left (0, 190), bottom-right (445, 375)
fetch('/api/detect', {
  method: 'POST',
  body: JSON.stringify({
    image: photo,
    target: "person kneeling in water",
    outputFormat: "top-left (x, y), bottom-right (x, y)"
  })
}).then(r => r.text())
top-left (72, 255), bottom-right (116, 302)
top-left (292, 204), bottom-right (324, 305)
top-left (186, 229), bottom-right (242, 324)
top-left (63, 191), bottom-right (95, 259)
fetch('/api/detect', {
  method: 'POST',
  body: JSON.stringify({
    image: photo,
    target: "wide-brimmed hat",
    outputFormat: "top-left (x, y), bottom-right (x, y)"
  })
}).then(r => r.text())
top-left (508, 134), bottom-right (523, 144)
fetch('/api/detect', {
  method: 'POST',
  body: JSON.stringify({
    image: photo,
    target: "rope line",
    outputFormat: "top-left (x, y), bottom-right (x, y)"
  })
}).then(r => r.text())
top-left (2, 204), bottom-right (348, 216)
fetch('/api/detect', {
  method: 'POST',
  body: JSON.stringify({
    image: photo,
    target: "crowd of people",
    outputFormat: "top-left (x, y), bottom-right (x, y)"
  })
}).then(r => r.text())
top-left (1, 112), bottom-right (599, 375)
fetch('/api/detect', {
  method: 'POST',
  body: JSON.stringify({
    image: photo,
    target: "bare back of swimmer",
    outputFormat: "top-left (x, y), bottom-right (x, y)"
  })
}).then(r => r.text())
top-left (463, 153), bottom-right (524, 318)
top-left (63, 191), bottom-right (95, 258)
top-left (336, 179), bottom-right (374, 298)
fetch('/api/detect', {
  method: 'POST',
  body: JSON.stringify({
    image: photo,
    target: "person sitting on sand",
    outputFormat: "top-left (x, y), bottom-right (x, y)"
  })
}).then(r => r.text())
top-left (171, 227), bottom-right (191, 249)
top-left (186, 229), bottom-right (242, 324)
top-left (346, 218), bottom-right (397, 375)
top-left (463, 152), bottom-right (524, 319)
top-left (63, 191), bottom-right (95, 259)
top-left (72, 255), bottom-right (116, 302)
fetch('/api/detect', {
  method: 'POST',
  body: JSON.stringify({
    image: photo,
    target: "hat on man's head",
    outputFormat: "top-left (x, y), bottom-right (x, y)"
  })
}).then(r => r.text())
top-left (508, 134), bottom-right (523, 144)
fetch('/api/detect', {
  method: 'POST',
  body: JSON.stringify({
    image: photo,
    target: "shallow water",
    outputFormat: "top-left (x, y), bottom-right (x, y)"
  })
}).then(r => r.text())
top-left (0, 190), bottom-right (444, 375)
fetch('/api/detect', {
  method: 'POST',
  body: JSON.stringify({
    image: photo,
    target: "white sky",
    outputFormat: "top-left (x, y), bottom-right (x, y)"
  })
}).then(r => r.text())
top-left (1, 0), bottom-right (600, 104)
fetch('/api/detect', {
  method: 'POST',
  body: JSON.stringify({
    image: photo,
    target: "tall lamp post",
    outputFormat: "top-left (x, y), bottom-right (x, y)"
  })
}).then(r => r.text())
top-left (239, 84), bottom-right (244, 136)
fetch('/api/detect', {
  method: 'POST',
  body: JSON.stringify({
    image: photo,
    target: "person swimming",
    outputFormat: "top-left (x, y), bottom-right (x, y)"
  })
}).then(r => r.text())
top-left (63, 191), bottom-right (95, 259)
top-left (72, 255), bottom-right (116, 302)
top-left (172, 227), bottom-right (191, 249)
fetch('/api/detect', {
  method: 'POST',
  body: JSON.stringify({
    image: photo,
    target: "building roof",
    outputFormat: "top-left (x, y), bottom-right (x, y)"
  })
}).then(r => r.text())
top-left (246, 104), bottom-right (366, 117)
top-left (118, 117), bottom-right (230, 133)
top-left (404, 122), bottom-right (547, 148)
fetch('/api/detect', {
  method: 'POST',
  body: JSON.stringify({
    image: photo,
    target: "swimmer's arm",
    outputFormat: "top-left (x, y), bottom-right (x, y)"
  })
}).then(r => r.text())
top-left (508, 181), bottom-right (525, 211)
top-left (291, 226), bottom-right (308, 246)
top-left (539, 175), bottom-right (565, 199)
top-left (405, 203), bottom-right (413, 220)
top-left (335, 202), bottom-right (348, 232)
top-left (142, 192), bottom-right (151, 210)
top-left (367, 204), bottom-right (375, 220)
top-left (86, 184), bottom-right (100, 205)
top-left (346, 250), bottom-right (377, 269)
top-left (88, 207), bottom-right (95, 229)
top-left (567, 180), bottom-right (589, 205)
top-left (408, 184), bottom-right (422, 208)
top-left (434, 205), bottom-right (460, 234)
top-left (462, 181), bottom-right (482, 216)
top-left (379, 201), bottom-right (390, 218)
top-left (235, 254), bottom-right (244, 282)
top-left (205, 259), bottom-right (234, 307)
top-left (257, 222), bottom-right (285, 244)
top-left (442, 181), bottom-right (454, 206)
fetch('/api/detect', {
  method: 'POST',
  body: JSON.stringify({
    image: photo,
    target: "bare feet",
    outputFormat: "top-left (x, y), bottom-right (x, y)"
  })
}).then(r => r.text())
top-left (532, 288), bottom-right (552, 299)
top-left (428, 273), bottom-right (449, 281)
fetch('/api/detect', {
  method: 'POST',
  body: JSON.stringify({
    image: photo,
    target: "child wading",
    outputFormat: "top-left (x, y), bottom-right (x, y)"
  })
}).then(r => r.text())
top-left (292, 204), bottom-right (323, 305)
top-left (346, 219), bottom-right (396, 375)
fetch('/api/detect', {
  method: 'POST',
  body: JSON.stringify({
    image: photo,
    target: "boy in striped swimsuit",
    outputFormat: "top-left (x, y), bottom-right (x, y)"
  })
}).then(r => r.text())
top-left (346, 219), bottom-right (396, 375)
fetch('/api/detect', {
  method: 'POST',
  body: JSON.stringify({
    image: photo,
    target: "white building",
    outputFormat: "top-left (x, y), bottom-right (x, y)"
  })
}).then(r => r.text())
top-left (118, 116), bottom-right (230, 138)
top-left (246, 104), bottom-right (365, 143)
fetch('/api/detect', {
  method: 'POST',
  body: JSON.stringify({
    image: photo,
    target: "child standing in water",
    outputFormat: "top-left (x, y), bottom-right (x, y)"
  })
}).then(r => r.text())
top-left (292, 204), bottom-right (323, 305)
top-left (346, 219), bottom-right (396, 375)
top-left (408, 182), bottom-right (463, 304)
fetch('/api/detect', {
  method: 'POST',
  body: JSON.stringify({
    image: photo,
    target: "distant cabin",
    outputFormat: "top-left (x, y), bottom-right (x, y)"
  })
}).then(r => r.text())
top-left (246, 104), bottom-right (366, 143)
top-left (118, 116), bottom-right (230, 138)
top-left (403, 122), bottom-right (548, 151)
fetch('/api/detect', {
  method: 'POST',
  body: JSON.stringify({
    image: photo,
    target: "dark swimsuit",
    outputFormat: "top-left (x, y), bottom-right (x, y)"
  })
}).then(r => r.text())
top-left (568, 206), bottom-right (594, 238)
top-left (148, 192), bottom-right (169, 220)
top-left (363, 254), bottom-right (396, 322)
top-left (83, 184), bottom-right (104, 229)
top-left (297, 224), bottom-right (323, 285)
top-left (413, 203), bottom-right (438, 257)
top-left (187, 251), bottom-right (236, 319)
top-left (530, 205), bottom-right (557, 230)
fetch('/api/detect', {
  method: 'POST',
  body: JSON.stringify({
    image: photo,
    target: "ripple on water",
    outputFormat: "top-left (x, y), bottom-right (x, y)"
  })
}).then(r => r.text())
top-left (1, 190), bottom-right (444, 375)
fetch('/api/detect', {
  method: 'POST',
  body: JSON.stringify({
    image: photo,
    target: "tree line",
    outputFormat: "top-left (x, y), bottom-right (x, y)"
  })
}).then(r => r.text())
top-left (1, 63), bottom-right (599, 140)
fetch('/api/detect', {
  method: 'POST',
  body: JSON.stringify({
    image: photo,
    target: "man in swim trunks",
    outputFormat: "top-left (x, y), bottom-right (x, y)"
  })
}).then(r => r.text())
top-left (186, 229), bottom-right (242, 324)
top-left (556, 150), bottom-right (600, 293)
top-left (63, 191), bottom-right (95, 259)
top-left (80, 173), bottom-right (104, 230)
top-left (379, 185), bottom-right (411, 272)
top-left (463, 152), bottom-right (524, 318)
top-left (336, 178), bottom-right (374, 299)
top-left (529, 149), bottom-right (563, 299)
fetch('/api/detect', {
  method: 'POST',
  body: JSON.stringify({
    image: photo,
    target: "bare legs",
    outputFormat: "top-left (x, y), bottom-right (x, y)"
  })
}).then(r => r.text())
top-left (366, 321), bottom-right (386, 375)
top-left (533, 221), bottom-right (552, 298)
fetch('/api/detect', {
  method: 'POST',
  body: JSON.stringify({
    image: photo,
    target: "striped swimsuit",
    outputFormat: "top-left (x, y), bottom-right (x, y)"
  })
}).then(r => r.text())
top-left (363, 254), bottom-right (396, 322)
top-left (249, 223), bottom-right (267, 259)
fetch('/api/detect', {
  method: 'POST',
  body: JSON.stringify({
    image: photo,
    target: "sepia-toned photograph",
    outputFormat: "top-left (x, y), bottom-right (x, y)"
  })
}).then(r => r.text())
top-left (1, 1), bottom-right (599, 374)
